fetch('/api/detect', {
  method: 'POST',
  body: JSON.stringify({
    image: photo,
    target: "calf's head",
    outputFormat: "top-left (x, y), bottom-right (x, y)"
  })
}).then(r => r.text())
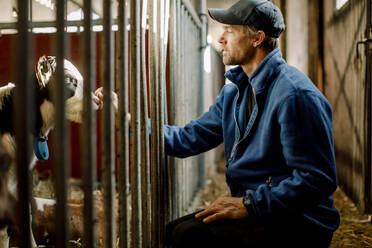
top-left (35, 55), bottom-right (97, 124)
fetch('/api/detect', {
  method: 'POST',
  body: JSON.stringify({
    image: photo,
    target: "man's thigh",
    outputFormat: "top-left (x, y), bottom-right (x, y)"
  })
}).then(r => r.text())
top-left (165, 211), bottom-right (268, 248)
top-left (165, 211), bottom-right (333, 248)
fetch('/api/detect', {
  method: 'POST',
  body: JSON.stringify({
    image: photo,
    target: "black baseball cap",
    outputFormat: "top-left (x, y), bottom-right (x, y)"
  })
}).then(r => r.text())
top-left (208, 0), bottom-right (285, 38)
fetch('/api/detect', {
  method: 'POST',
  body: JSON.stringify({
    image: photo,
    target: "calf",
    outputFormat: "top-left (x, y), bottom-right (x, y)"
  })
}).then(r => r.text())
top-left (0, 56), bottom-right (97, 247)
top-left (0, 136), bottom-right (16, 230)
top-left (31, 190), bottom-right (119, 246)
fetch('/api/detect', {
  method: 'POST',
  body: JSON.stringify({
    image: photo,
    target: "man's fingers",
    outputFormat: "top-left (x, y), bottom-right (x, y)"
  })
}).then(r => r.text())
top-left (93, 95), bottom-right (103, 110)
top-left (195, 208), bottom-right (212, 219)
top-left (94, 87), bottom-right (103, 96)
top-left (202, 212), bottom-right (224, 223)
top-left (93, 95), bottom-right (99, 103)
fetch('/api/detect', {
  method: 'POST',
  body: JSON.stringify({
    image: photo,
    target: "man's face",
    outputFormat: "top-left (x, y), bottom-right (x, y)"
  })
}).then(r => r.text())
top-left (218, 25), bottom-right (255, 66)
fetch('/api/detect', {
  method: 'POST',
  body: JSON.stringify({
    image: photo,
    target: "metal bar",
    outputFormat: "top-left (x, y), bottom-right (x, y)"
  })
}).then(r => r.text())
top-left (140, 0), bottom-right (151, 246)
top-left (0, 19), bottom-right (118, 29)
top-left (157, 0), bottom-right (166, 245)
top-left (130, 0), bottom-right (143, 246)
top-left (162, 0), bottom-right (171, 224)
top-left (185, 14), bottom-right (190, 207)
top-left (117, 0), bottom-right (130, 247)
top-left (54, 0), bottom-right (69, 247)
top-left (180, 0), bottom-right (202, 28)
top-left (14, 0), bottom-right (32, 246)
top-left (181, 5), bottom-right (186, 215)
top-left (82, 0), bottom-right (97, 246)
top-left (168, 0), bottom-right (177, 221)
top-left (197, 0), bottom-right (207, 190)
top-left (163, 0), bottom-right (170, 127)
top-left (162, 0), bottom-right (171, 239)
top-left (175, 0), bottom-right (182, 218)
top-left (29, 0), bottom-right (32, 29)
top-left (102, 0), bottom-right (116, 246)
top-left (149, 0), bottom-right (161, 246)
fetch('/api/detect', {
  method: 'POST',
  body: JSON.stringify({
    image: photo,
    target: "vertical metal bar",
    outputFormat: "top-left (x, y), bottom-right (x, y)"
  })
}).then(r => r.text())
top-left (169, 0), bottom-right (177, 221)
top-left (161, 0), bottom-right (170, 225)
top-left (54, 0), bottom-right (69, 247)
top-left (185, 14), bottom-right (190, 207)
top-left (130, 0), bottom-right (143, 246)
top-left (102, 0), bottom-right (116, 246)
top-left (140, 0), bottom-right (151, 246)
top-left (15, 0), bottom-right (32, 246)
top-left (163, 0), bottom-right (170, 126)
top-left (158, 0), bottom-right (166, 245)
top-left (196, 0), bottom-right (207, 190)
top-left (175, 0), bottom-right (181, 218)
top-left (181, 6), bottom-right (186, 215)
top-left (149, 0), bottom-right (160, 246)
top-left (29, 0), bottom-right (32, 31)
top-left (82, 0), bottom-right (97, 246)
top-left (192, 22), bottom-right (197, 199)
top-left (118, 0), bottom-right (130, 247)
top-left (176, 0), bottom-right (182, 217)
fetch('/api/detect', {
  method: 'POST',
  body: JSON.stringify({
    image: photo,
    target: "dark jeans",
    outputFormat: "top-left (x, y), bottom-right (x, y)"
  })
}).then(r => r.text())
top-left (165, 211), bottom-right (333, 248)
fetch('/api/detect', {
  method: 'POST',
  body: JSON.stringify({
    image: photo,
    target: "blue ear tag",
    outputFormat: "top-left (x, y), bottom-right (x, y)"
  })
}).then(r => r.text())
top-left (33, 136), bottom-right (49, 161)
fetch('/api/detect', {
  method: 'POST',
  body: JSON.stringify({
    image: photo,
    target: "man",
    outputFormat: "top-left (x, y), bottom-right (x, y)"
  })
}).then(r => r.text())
top-left (95, 0), bottom-right (340, 247)
top-left (162, 0), bottom-right (339, 247)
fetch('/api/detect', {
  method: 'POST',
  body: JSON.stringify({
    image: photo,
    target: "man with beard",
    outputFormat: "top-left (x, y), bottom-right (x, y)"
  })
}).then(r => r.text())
top-left (95, 0), bottom-right (340, 247)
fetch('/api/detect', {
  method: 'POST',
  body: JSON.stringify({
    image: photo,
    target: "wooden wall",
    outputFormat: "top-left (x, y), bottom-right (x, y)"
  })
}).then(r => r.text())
top-left (323, 0), bottom-right (370, 213)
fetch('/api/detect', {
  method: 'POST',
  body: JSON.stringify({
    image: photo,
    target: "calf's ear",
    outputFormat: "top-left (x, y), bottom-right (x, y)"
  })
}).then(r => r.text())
top-left (35, 55), bottom-right (56, 88)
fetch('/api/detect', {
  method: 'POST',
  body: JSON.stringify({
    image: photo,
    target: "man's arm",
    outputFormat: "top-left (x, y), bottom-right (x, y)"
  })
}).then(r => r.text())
top-left (95, 86), bottom-right (225, 157)
top-left (159, 89), bottom-right (226, 157)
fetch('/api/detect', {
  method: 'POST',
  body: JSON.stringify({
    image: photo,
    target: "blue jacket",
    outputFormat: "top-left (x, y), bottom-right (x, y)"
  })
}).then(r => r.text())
top-left (164, 48), bottom-right (340, 232)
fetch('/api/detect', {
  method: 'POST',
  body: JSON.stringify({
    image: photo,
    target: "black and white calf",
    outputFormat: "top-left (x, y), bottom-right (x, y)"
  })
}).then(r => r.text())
top-left (0, 56), bottom-right (97, 247)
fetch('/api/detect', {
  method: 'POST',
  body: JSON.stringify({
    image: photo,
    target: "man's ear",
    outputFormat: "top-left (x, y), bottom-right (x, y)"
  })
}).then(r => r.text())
top-left (253, 31), bottom-right (265, 48)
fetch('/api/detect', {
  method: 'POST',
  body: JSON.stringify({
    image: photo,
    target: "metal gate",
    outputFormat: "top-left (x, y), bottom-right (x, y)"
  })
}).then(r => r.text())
top-left (4, 0), bottom-right (208, 247)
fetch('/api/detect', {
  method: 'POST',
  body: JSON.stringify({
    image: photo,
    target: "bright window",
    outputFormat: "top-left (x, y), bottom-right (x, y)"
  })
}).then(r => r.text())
top-left (335, 0), bottom-right (349, 10)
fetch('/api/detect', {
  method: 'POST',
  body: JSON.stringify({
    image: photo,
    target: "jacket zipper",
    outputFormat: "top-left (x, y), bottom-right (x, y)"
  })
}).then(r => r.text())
top-left (229, 85), bottom-right (241, 162)
top-left (229, 85), bottom-right (258, 162)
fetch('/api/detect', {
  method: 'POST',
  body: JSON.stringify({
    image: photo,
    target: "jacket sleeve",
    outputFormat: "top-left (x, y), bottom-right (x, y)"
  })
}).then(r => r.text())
top-left (164, 90), bottom-right (224, 158)
top-left (245, 91), bottom-right (338, 216)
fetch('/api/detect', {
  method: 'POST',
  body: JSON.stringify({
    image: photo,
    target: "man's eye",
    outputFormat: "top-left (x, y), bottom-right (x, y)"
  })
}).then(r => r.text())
top-left (65, 76), bottom-right (77, 88)
top-left (227, 27), bottom-right (232, 33)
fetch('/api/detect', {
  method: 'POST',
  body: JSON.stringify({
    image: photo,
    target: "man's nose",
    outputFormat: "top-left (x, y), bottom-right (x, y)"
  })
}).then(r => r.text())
top-left (218, 33), bottom-right (226, 45)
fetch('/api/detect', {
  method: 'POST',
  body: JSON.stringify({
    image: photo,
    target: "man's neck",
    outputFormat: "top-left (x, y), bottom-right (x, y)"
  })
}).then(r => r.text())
top-left (241, 49), bottom-right (267, 77)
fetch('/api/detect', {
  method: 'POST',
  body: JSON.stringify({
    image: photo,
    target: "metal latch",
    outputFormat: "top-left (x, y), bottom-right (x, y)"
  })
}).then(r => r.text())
top-left (356, 38), bottom-right (372, 58)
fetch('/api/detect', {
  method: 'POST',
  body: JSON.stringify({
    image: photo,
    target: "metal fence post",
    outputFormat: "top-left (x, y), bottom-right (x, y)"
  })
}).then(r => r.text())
top-left (82, 0), bottom-right (97, 246)
top-left (102, 0), bottom-right (116, 246)
top-left (54, 0), bottom-right (70, 247)
top-left (117, 0), bottom-right (130, 247)
top-left (130, 0), bottom-right (143, 246)
top-left (14, 0), bottom-right (32, 246)
top-left (140, 0), bottom-right (151, 246)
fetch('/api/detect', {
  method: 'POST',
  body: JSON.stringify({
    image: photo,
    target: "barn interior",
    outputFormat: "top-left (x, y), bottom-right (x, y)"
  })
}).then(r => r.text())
top-left (0, 0), bottom-right (371, 247)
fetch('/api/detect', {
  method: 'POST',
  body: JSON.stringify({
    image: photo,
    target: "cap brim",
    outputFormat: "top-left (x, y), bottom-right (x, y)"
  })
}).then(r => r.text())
top-left (208, 8), bottom-right (243, 25)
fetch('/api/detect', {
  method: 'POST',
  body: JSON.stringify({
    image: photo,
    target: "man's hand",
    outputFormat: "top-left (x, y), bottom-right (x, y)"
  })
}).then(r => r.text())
top-left (94, 87), bottom-right (118, 112)
top-left (195, 197), bottom-right (249, 223)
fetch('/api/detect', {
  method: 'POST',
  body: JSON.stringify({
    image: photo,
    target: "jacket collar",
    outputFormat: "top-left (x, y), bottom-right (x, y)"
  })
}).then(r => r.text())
top-left (225, 48), bottom-right (284, 94)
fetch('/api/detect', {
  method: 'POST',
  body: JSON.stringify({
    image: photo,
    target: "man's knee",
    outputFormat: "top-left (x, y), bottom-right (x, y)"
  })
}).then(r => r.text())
top-left (166, 217), bottom-right (214, 248)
